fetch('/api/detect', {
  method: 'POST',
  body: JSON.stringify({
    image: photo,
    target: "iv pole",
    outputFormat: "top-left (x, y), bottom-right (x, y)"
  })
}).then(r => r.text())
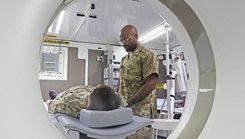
top-left (155, 24), bottom-right (178, 139)
top-left (164, 24), bottom-right (176, 119)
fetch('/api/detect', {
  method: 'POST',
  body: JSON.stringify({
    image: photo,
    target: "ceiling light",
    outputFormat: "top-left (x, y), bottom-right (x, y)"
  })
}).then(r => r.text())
top-left (138, 23), bottom-right (171, 44)
top-left (47, 11), bottom-right (65, 34)
top-left (47, 24), bottom-right (53, 33)
top-left (54, 11), bottom-right (65, 34)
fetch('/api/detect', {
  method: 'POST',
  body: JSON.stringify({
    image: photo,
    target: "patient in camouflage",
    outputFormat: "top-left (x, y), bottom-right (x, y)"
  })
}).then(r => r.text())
top-left (48, 84), bottom-right (126, 118)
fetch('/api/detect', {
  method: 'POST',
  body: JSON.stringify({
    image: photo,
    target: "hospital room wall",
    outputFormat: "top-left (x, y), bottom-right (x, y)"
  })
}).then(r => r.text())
top-left (39, 44), bottom-right (167, 101)
top-left (39, 47), bottom-right (105, 101)
top-left (40, 47), bottom-right (85, 101)
top-left (88, 49), bottom-right (104, 86)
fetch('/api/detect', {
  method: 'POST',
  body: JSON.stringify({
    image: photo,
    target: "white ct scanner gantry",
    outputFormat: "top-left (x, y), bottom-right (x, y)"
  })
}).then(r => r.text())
top-left (0, 0), bottom-right (245, 139)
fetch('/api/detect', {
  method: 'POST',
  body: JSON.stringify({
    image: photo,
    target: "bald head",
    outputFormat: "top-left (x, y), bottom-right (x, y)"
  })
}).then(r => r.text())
top-left (120, 25), bottom-right (138, 35)
top-left (119, 25), bottom-right (139, 52)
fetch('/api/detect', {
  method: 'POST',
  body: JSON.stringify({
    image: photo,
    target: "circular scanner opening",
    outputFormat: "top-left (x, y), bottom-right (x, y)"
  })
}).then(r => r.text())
top-left (39, 0), bottom-right (215, 139)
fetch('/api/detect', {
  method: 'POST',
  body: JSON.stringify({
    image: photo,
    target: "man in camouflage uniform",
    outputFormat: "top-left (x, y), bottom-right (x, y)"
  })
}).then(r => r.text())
top-left (117, 25), bottom-right (159, 139)
top-left (48, 84), bottom-right (122, 119)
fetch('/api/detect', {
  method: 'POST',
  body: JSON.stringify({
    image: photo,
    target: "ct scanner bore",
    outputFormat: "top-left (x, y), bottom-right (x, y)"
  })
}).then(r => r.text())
top-left (1, 0), bottom-right (245, 139)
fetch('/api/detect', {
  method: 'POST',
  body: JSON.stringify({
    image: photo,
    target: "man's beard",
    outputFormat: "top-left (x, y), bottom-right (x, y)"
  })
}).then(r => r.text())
top-left (125, 43), bottom-right (137, 52)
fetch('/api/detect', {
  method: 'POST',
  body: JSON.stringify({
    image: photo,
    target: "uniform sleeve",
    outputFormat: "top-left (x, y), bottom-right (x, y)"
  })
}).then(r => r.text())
top-left (48, 96), bottom-right (81, 118)
top-left (48, 100), bottom-right (66, 114)
top-left (48, 86), bottom-right (93, 118)
top-left (142, 51), bottom-right (159, 79)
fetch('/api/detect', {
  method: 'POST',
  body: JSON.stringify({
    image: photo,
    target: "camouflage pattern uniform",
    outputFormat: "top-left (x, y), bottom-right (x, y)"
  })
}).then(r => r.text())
top-left (48, 85), bottom-right (95, 118)
top-left (119, 45), bottom-right (159, 139)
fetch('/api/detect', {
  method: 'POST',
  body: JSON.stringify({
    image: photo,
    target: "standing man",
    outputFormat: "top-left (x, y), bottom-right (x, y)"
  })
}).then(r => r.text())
top-left (117, 25), bottom-right (159, 139)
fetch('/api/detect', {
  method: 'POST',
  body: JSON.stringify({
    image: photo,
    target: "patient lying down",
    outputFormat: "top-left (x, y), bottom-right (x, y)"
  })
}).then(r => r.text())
top-left (48, 84), bottom-right (126, 118)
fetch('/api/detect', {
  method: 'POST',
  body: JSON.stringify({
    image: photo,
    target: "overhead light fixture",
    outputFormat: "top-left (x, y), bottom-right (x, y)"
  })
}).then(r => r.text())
top-left (48, 24), bottom-right (53, 33)
top-left (48, 11), bottom-right (65, 34)
top-left (54, 11), bottom-right (65, 33)
top-left (138, 23), bottom-right (171, 44)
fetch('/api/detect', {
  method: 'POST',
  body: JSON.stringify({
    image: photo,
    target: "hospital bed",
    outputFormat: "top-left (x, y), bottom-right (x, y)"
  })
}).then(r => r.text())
top-left (44, 98), bottom-right (182, 139)
top-left (44, 103), bottom-right (154, 139)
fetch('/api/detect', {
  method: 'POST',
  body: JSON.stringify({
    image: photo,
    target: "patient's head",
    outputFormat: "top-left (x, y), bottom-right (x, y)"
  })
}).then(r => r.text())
top-left (87, 84), bottom-right (121, 111)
